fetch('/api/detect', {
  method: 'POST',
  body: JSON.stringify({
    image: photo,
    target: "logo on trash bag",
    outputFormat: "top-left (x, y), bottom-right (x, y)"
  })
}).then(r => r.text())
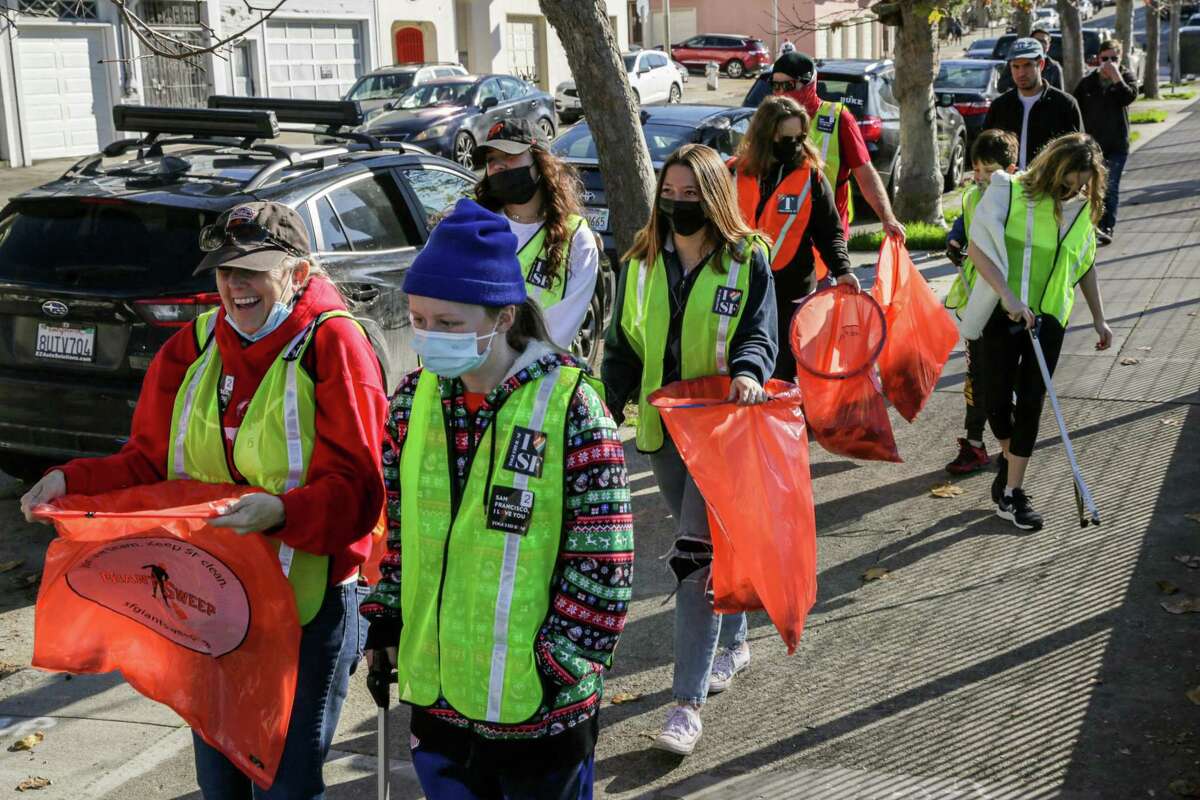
top-left (66, 537), bottom-right (251, 656)
top-left (712, 286), bottom-right (744, 317)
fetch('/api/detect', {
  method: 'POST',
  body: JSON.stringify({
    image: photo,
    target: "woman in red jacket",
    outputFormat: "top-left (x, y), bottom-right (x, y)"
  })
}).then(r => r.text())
top-left (19, 201), bottom-right (388, 800)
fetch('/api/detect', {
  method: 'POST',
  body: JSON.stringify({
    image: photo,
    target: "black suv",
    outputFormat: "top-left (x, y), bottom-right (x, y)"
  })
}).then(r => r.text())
top-left (0, 98), bottom-right (611, 481)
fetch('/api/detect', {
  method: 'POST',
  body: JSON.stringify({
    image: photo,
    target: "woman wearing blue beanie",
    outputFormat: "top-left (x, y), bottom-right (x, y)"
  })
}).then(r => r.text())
top-left (603, 143), bottom-right (778, 757)
top-left (360, 198), bottom-right (633, 800)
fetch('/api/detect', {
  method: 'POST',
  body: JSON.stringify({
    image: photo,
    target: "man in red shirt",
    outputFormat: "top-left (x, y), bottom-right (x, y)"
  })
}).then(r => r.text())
top-left (769, 52), bottom-right (906, 243)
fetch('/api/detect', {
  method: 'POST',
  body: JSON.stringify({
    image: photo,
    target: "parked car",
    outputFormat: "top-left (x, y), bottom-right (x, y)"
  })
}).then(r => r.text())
top-left (551, 104), bottom-right (755, 263)
top-left (1033, 7), bottom-right (1060, 29)
top-left (343, 63), bottom-right (467, 115)
top-left (672, 59), bottom-right (690, 84)
top-left (966, 37), bottom-right (1000, 58)
top-left (743, 60), bottom-right (967, 199)
top-left (1186, 12), bottom-right (1200, 25)
top-left (555, 51), bottom-right (682, 124)
top-left (0, 99), bottom-right (610, 481)
top-left (358, 75), bottom-right (556, 169)
top-left (935, 59), bottom-right (1006, 146)
top-left (669, 34), bottom-right (771, 78)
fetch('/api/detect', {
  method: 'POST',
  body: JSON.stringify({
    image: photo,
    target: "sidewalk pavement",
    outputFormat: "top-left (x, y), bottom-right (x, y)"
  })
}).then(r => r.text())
top-left (0, 98), bottom-right (1197, 800)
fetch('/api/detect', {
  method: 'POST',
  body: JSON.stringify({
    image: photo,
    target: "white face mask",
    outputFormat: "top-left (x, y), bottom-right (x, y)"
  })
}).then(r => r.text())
top-left (411, 322), bottom-right (500, 378)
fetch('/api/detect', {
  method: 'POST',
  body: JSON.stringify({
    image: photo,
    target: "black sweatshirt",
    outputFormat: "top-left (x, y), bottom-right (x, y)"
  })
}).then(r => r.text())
top-left (602, 240), bottom-right (778, 427)
top-left (1073, 67), bottom-right (1138, 155)
top-left (983, 85), bottom-right (1083, 167)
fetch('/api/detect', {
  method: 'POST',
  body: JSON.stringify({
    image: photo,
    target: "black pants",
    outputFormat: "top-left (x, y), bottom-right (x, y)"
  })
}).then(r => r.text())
top-left (963, 337), bottom-right (989, 442)
top-left (977, 310), bottom-right (1065, 459)
top-left (772, 267), bottom-right (817, 382)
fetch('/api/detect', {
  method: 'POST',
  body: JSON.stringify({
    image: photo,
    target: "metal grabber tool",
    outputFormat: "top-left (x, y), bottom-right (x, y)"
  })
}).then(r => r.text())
top-left (1029, 319), bottom-right (1101, 527)
top-left (366, 655), bottom-right (398, 800)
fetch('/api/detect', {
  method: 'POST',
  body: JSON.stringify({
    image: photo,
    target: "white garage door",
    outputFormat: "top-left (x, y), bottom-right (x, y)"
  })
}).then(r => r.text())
top-left (266, 21), bottom-right (363, 100)
top-left (18, 28), bottom-right (111, 161)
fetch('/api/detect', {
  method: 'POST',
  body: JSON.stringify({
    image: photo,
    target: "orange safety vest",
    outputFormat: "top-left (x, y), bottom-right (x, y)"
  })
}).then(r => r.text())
top-left (731, 160), bottom-right (828, 281)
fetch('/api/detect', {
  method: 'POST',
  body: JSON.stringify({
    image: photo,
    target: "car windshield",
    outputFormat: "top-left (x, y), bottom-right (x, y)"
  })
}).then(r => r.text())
top-left (968, 39), bottom-right (996, 53)
top-left (623, 54), bottom-right (638, 72)
top-left (815, 77), bottom-right (870, 117)
top-left (396, 82), bottom-right (475, 109)
top-left (348, 72), bottom-right (415, 101)
top-left (935, 64), bottom-right (993, 89)
top-left (0, 200), bottom-right (213, 291)
top-left (553, 121), bottom-right (692, 162)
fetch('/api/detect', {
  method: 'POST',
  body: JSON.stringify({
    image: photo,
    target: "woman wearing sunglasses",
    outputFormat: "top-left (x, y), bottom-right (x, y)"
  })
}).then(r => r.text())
top-left (730, 94), bottom-right (857, 381)
top-left (20, 201), bottom-right (388, 799)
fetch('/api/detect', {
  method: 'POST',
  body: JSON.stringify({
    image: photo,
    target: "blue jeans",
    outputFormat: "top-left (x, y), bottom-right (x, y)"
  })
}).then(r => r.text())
top-left (649, 438), bottom-right (748, 705)
top-left (193, 581), bottom-right (368, 799)
top-left (412, 744), bottom-right (594, 800)
top-left (1102, 152), bottom-right (1128, 232)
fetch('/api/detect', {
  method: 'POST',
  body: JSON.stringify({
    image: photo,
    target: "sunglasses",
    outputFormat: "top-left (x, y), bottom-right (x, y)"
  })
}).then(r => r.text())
top-left (770, 78), bottom-right (809, 93)
top-left (1099, 55), bottom-right (1120, 62)
top-left (199, 221), bottom-right (305, 257)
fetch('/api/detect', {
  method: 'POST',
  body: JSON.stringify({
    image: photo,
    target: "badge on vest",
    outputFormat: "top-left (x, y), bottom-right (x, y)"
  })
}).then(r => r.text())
top-left (776, 194), bottom-right (802, 215)
top-left (816, 114), bottom-right (836, 134)
top-left (527, 258), bottom-right (553, 290)
top-left (504, 426), bottom-right (547, 478)
top-left (712, 286), bottom-right (744, 317)
top-left (219, 374), bottom-right (235, 411)
top-left (488, 486), bottom-right (535, 535)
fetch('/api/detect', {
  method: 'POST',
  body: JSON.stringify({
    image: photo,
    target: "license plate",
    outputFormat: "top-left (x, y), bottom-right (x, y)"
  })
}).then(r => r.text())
top-left (35, 322), bottom-right (96, 363)
top-left (584, 206), bottom-right (609, 233)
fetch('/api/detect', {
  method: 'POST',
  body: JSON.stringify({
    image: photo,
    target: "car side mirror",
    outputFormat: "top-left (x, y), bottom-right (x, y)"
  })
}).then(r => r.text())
top-left (384, 100), bottom-right (397, 110)
top-left (481, 96), bottom-right (499, 111)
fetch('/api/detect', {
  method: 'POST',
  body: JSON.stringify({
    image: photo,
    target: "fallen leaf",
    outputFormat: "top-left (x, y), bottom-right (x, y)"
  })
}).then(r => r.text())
top-left (1185, 513), bottom-right (1200, 525)
top-left (1187, 686), bottom-right (1200, 706)
top-left (1118, 746), bottom-right (1131, 755)
top-left (0, 560), bottom-right (22, 574)
top-left (1120, 357), bottom-right (1141, 365)
top-left (1138, 346), bottom-right (1154, 351)
top-left (610, 692), bottom-right (642, 705)
top-left (930, 483), bottom-right (965, 498)
top-left (15, 777), bottom-right (50, 792)
top-left (863, 566), bottom-right (891, 582)
top-left (8, 732), bottom-right (43, 752)
top-left (1169, 778), bottom-right (1200, 797)
top-left (1161, 595), bottom-right (1200, 614)
top-left (1189, 311), bottom-right (1198, 317)
top-left (1158, 580), bottom-right (1181, 595)
top-left (1175, 555), bottom-right (1200, 569)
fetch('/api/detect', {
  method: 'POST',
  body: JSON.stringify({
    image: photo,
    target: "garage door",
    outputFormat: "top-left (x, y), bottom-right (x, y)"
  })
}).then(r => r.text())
top-left (18, 28), bottom-right (110, 161)
top-left (266, 21), bottom-right (363, 100)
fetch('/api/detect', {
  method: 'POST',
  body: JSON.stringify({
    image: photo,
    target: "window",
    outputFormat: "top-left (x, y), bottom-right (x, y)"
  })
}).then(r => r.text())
top-left (321, 174), bottom-right (416, 252)
top-left (314, 196), bottom-right (350, 252)
top-left (685, 37), bottom-right (703, 47)
top-left (552, 122), bottom-right (691, 162)
top-left (348, 72), bottom-right (415, 101)
top-left (817, 75), bottom-right (872, 117)
top-left (499, 76), bottom-right (528, 100)
top-left (934, 64), bottom-right (993, 90)
top-left (477, 78), bottom-right (502, 106)
top-left (401, 167), bottom-right (475, 228)
top-left (647, 52), bottom-right (669, 69)
top-left (623, 54), bottom-right (639, 72)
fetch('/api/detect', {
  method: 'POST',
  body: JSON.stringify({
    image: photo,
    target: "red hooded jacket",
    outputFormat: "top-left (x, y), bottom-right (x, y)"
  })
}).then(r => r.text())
top-left (57, 277), bottom-right (387, 584)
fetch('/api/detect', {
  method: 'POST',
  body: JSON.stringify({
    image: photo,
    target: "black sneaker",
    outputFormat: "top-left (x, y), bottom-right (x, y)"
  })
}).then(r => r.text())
top-left (991, 453), bottom-right (1008, 505)
top-left (997, 488), bottom-right (1044, 531)
top-left (1097, 227), bottom-right (1113, 247)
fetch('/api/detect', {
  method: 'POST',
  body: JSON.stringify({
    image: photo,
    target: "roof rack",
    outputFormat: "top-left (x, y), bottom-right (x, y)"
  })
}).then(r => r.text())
top-left (207, 96), bottom-right (363, 128)
top-left (114, 104), bottom-right (279, 139)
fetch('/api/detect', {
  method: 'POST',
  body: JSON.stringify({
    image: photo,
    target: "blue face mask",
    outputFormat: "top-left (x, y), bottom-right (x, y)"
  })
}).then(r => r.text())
top-left (225, 300), bottom-right (293, 342)
top-left (412, 322), bottom-right (499, 378)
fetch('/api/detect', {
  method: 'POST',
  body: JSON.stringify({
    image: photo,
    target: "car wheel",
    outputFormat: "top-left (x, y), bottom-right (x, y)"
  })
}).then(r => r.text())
top-left (632, 88), bottom-right (641, 106)
top-left (887, 155), bottom-right (900, 204)
top-left (537, 116), bottom-right (555, 141)
top-left (572, 285), bottom-right (604, 368)
top-left (453, 131), bottom-right (475, 169)
top-left (725, 59), bottom-right (745, 79)
top-left (668, 83), bottom-right (682, 103)
top-left (0, 452), bottom-right (55, 484)
top-left (944, 134), bottom-right (966, 192)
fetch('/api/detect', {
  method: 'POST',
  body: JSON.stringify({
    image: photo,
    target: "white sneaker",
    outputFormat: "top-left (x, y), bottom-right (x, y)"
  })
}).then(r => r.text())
top-left (653, 704), bottom-right (702, 755)
top-left (707, 642), bottom-right (750, 694)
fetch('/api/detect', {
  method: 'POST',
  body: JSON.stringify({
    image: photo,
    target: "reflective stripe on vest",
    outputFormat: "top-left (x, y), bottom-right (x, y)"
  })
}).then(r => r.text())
top-left (397, 366), bottom-right (583, 723)
top-left (166, 307), bottom-right (355, 624)
top-left (1003, 182), bottom-right (1096, 328)
top-left (946, 184), bottom-right (983, 315)
top-left (619, 244), bottom-right (757, 452)
top-left (518, 214), bottom-right (587, 311)
top-left (733, 165), bottom-right (814, 271)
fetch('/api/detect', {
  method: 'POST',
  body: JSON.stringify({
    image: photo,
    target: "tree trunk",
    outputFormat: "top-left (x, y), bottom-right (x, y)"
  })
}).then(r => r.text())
top-left (539, 0), bottom-right (656, 260)
top-left (1057, 0), bottom-right (1085, 92)
top-left (1170, 0), bottom-right (1182, 84)
top-left (1145, 0), bottom-right (1161, 97)
top-left (1115, 0), bottom-right (1135, 69)
top-left (973, 0), bottom-right (989, 29)
top-left (891, 3), bottom-right (944, 224)
top-left (1012, 6), bottom-right (1033, 36)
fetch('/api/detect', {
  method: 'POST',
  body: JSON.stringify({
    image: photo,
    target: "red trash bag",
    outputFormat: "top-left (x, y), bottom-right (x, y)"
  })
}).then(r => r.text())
top-left (871, 236), bottom-right (960, 422)
top-left (31, 480), bottom-right (301, 790)
top-left (790, 285), bottom-right (901, 462)
top-left (650, 376), bottom-right (816, 654)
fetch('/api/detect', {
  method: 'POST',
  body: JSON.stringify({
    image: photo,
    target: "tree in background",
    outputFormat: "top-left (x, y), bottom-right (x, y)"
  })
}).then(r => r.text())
top-left (1144, 0), bottom-right (1161, 96)
top-left (1011, 2), bottom-right (1034, 36)
top-left (1115, 0), bottom-right (1135, 69)
top-left (1057, 0), bottom-right (1086, 91)
top-left (1170, 0), bottom-right (1182, 84)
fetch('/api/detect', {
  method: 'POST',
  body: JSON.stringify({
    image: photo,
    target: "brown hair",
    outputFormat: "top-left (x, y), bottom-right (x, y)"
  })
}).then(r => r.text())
top-left (475, 146), bottom-right (583, 288)
top-left (1098, 38), bottom-right (1122, 55)
top-left (485, 299), bottom-right (559, 352)
top-left (735, 95), bottom-right (823, 177)
top-left (623, 143), bottom-right (764, 272)
top-left (1020, 133), bottom-right (1108, 226)
top-left (970, 128), bottom-right (1019, 170)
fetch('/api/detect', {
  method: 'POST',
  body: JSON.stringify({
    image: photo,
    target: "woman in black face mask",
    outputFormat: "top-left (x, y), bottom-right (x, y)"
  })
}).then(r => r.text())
top-left (730, 95), bottom-right (856, 381)
top-left (601, 143), bottom-right (779, 757)
top-left (474, 119), bottom-right (599, 353)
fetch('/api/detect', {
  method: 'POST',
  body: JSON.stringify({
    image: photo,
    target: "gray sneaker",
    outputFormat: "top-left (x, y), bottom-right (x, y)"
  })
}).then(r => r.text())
top-left (653, 704), bottom-right (703, 755)
top-left (707, 641), bottom-right (750, 694)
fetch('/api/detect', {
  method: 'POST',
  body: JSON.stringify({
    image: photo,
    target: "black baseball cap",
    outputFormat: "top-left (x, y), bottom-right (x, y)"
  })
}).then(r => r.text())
top-left (194, 202), bottom-right (311, 275)
top-left (472, 117), bottom-right (546, 162)
top-left (772, 52), bottom-right (817, 83)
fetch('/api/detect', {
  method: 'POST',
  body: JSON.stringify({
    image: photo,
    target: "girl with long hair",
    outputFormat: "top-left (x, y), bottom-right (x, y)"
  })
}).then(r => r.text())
top-left (474, 119), bottom-right (599, 354)
top-left (730, 94), bottom-right (857, 380)
top-left (602, 143), bottom-right (778, 756)
top-left (962, 132), bottom-right (1113, 531)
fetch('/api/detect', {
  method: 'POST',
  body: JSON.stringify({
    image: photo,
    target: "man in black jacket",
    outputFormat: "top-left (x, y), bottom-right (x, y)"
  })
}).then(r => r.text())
top-left (1073, 39), bottom-right (1137, 244)
top-left (984, 38), bottom-right (1083, 169)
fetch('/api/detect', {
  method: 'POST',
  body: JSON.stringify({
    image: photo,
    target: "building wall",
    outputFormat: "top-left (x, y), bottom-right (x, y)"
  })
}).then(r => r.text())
top-left (376, 0), bottom-right (455, 65)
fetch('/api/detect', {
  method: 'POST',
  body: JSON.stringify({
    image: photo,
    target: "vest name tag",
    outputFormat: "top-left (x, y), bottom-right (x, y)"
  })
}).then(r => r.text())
top-left (503, 425), bottom-right (547, 478)
top-left (527, 258), bottom-right (553, 290)
top-left (776, 194), bottom-right (802, 215)
top-left (712, 286), bottom-right (744, 317)
top-left (816, 114), bottom-right (836, 134)
top-left (488, 486), bottom-right (535, 535)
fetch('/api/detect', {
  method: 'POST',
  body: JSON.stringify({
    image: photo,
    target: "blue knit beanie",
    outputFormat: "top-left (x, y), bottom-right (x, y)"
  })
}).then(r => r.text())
top-left (402, 198), bottom-right (527, 307)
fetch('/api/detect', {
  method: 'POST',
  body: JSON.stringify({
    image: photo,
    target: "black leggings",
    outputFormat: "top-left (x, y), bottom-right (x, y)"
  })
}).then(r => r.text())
top-left (773, 268), bottom-right (817, 382)
top-left (963, 337), bottom-right (989, 442)
top-left (977, 310), bottom-right (1065, 459)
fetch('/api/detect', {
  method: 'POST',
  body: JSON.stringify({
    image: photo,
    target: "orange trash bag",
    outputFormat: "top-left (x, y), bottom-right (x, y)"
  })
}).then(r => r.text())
top-left (31, 480), bottom-right (301, 790)
top-left (650, 376), bottom-right (816, 654)
top-left (871, 236), bottom-right (960, 422)
top-left (790, 284), bottom-right (901, 462)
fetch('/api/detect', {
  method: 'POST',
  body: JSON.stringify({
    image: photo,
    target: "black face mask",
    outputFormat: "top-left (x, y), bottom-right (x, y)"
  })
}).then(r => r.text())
top-left (772, 136), bottom-right (802, 164)
top-left (488, 165), bottom-right (541, 205)
top-left (658, 197), bottom-right (708, 237)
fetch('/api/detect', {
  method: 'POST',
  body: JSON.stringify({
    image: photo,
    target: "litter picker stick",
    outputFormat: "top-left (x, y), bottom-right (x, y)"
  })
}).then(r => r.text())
top-left (366, 658), bottom-right (397, 800)
top-left (1029, 323), bottom-right (1101, 527)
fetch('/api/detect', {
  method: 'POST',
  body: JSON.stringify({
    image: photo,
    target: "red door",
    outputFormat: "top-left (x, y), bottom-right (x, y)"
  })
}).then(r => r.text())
top-left (394, 27), bottom-right (424, 64)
